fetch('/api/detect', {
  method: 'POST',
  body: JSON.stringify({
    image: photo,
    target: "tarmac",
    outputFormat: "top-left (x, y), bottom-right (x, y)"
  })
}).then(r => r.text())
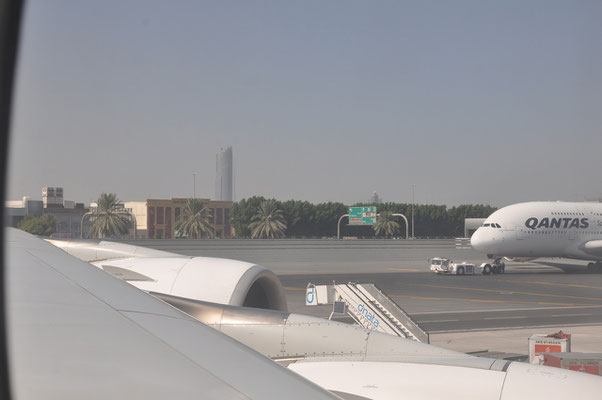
top-left (128, 238), bottom-right (602, 356)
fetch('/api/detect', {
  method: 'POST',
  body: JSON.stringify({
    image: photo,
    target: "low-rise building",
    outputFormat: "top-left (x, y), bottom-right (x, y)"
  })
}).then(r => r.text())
top-left (5, 190), bottom-right (89, 238)
top-left (124, 201), bottom-right (148, 239)
top-left (4, 197), bottom-right (43, 227)
top-left (44, 205), bottom-right (88, 238)
top-left (145, 198), bottom-right (233, 239)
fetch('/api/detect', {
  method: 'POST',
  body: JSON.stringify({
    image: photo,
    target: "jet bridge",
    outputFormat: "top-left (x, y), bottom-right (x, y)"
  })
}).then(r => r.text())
top-left (306, 282), bottom-right (429, 343)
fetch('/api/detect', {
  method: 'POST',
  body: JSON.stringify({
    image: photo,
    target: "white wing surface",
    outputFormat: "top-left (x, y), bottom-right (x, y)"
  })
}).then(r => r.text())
top-left (6, 229), bottom-right (338, 400)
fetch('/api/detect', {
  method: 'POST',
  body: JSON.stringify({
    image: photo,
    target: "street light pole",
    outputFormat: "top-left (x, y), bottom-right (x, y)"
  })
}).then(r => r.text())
top-left (337, 214), bottom-right (349, 239)
top-left (411, 184), bottom-right (415, 239)
top-left (192, 172), bottom-right (198, 199)
top-left (80, 211), bottom-right (92, 239)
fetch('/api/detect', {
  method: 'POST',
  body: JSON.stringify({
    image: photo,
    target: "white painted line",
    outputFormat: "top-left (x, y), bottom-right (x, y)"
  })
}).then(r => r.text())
top-left (411, 305), bottom-right (602, 315)
top-left (429, 322), bottom-right (602, 334)
top-left (551, 313), bottom-right (592, 317)
top-left (418, 319), bottom-right (459, 323)
top-left (483, 316), bottom-right (528, 320)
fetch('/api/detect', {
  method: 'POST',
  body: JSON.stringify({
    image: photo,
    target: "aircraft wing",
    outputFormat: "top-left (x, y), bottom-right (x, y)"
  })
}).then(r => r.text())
top-left (5, 229), bottom-right (338, 400)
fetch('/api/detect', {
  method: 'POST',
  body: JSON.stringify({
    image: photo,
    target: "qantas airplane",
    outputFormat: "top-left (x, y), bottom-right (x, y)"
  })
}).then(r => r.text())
top-left (471, 201), bottom-right (602, 272)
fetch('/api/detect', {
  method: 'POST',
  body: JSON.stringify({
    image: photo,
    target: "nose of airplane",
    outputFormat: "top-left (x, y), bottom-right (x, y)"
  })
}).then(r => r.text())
top-left (470, 228), bottom-right (485, 251)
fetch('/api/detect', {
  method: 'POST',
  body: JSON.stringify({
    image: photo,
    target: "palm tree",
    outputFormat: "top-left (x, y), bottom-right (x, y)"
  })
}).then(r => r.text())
top-left (249, 200), bottom-right (287, 239)
top-left (373, 211), bottom-right (400, 237)
top-left (175, 198), bottom-right (214, 239)
top-left (88, 193), bottom-right (132, 238)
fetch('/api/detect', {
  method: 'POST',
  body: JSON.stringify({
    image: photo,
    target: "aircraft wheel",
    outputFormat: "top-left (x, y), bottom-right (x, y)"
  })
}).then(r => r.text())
top-left (587, 262), bottom-right (595, 273)
top-left (483, 265), bottom-right (492, 275)
top-left (492, 265), bottom-right (499, 274)
top-left (458, 267), bottom-right (465, 275)
top-left (499, 265), bottom-right (505, 274)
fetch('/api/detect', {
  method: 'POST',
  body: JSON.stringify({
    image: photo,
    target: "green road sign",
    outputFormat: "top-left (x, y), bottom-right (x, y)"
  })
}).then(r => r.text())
top-left (349, 206), bottom-right (377, 225)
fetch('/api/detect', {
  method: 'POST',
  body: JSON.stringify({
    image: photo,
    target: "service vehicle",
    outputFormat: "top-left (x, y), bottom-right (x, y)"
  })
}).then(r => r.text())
top-left (430, 257), bottom-right (505, 275)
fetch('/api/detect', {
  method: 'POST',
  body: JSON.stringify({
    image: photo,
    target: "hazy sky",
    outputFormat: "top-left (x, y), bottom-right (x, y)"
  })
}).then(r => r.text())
top-left (7, 1), bottom-right (602, 207)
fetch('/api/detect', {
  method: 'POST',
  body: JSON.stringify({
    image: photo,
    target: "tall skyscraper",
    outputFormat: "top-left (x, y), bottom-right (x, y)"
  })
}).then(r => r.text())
top-left (370, 191), bottom-right (382, 204)
top-left (215, 146), bottom-right (233, 201)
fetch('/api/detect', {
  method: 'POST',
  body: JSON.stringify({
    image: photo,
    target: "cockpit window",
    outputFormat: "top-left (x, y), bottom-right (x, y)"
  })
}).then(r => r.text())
top-left (483, 223), bottom-right (501, 228)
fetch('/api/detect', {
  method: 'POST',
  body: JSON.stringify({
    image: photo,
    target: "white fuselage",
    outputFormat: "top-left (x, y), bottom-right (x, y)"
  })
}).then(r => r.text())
top-left (471, 201), bottom-right (602, 262)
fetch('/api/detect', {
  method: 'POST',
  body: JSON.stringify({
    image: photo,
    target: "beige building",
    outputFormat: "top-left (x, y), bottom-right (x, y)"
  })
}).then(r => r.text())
top-left (145, 198), bottom-right (233, 239)
top-left (124, 201), bottom-right (149, 239)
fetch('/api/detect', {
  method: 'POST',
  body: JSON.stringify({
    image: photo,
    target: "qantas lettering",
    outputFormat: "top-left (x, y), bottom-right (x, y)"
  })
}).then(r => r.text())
top-left (525, 217), bottom-right (589, 230)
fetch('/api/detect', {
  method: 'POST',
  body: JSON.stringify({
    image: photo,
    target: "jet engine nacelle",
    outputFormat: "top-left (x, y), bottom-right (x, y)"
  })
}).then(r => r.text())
top-left (92, 256), bottom-right (288, 312)
top-left (289, 358), bottom-right (602, 400)
top-left (46, 238), bottom-right (288, 312)
top-left (503, 257), bottom-right (537, 262)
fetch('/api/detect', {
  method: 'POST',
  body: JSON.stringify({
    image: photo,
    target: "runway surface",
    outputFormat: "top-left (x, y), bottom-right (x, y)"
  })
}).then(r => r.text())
top-left (122, 239), bottom-right (484, 275)
top-left (127, 239), bottom-right (602, 333)
top-left (280, 271), bottom-right (602, 332)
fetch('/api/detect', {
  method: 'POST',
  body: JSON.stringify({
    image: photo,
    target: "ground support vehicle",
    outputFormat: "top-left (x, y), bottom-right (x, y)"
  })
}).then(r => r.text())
top-left (430, 258), bottom-right (479, 275)
top-left (430, 257), bottom-right (505, 275)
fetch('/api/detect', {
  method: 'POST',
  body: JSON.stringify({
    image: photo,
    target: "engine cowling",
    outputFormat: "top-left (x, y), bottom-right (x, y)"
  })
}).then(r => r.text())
top-left (92, 256), bottom-right (288, 312)
top-left (46, 238), bottom-right (288, 312)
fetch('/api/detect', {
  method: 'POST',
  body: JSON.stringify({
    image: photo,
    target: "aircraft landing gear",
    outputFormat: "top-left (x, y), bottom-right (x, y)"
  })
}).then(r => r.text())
top-left (482, 259), bottom-right (505, 275)
top-left (493, 258), bottom-right (505, 274)
top-left (587, 262), bottom-right (602, 273)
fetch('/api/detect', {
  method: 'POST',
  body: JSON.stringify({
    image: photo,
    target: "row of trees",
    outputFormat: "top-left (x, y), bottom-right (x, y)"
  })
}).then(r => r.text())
top-left (18, 193), bottom-right (135, 238)
top-left (88, 194), bottom-right (217, 239)
top-left (19, 193), bottom-right (496, 239)
top-left (18, 215), bottom-right (57, 236)
top-left (19, 193), bottom-right (219, 239)
top-left (232, 197), bottom-right (497, 238)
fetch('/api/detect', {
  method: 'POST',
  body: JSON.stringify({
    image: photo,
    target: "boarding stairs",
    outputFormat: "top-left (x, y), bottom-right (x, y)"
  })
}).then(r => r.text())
top-left (306, 282), bottom-right (429, 343)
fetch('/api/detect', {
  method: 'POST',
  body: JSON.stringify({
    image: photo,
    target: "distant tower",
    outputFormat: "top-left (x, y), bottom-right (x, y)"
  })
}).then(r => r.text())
top-left (370, 191), bottom-right (381, 204)
top-left (215, 147), bottom-right (233, 201)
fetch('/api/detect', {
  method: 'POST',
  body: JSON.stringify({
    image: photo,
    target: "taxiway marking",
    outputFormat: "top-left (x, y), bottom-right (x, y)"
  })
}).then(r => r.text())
top-left (428, 322), bottom-right (602, 334)
top-left (388, 294), bottom-right (591, 307)
top-left (412, 283), bottom-right (602, 302)
top-left (388, 267), bottom-right (423, 272)
top-left (551, 313), bottom-right (592, 317)
top-left (498, 280), bottom-right (602, 291)
top-left (412, 305), bottom-right (602, 315)
top-left (418, 319), bottom-right (459, 323)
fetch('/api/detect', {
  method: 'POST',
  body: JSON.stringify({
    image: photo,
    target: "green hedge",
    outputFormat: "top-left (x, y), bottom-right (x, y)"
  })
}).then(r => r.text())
top-left (231, 196), bottom-right (495, 238)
